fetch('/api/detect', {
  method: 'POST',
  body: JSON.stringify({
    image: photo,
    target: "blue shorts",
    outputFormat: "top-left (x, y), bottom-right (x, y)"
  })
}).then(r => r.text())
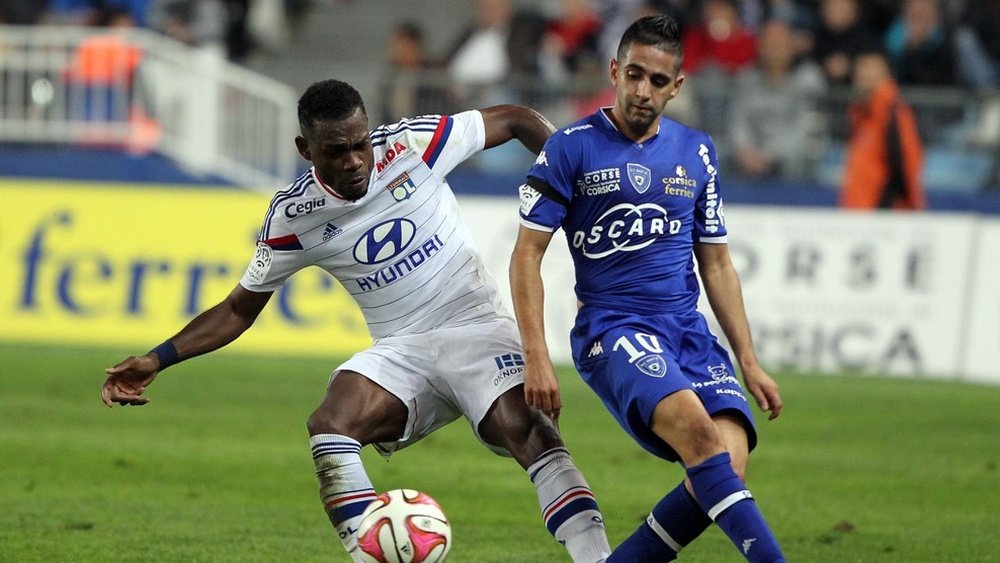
top-left (571, 306), bottom-right (757, 462)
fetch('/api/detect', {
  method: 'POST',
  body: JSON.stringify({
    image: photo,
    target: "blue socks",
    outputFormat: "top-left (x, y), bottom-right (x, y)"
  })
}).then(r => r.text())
top-left (607, 482), bottom-right (711, 561)
top-left (609, 452), bottom-right (785, 562)
top-left (687, 452), bottom-right (785, 562)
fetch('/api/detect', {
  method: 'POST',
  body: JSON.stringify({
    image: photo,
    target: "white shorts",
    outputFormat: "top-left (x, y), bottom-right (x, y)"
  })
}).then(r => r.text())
top-left (332, 317), bottom-right (526, 457)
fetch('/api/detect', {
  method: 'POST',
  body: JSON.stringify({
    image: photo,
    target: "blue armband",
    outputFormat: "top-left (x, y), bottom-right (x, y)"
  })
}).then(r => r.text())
top-left (150, 341), bottom-right (179, 371)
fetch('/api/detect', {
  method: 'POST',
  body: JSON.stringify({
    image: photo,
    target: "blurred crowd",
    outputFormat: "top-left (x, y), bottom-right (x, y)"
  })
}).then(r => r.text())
top-left (0, 0), bottom-right (312, 61)
top-left (1, 0), bottom-right (996, 192)
top-left (380, 0), bottom-right (999, 190)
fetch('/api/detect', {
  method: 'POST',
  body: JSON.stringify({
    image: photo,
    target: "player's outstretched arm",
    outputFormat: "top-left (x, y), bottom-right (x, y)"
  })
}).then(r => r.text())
top-left (479, 105), bottom-right (556, 155)
top-left (694, 242), bottom-right (783, 420)
top-left (101, 285), bottom-right (273, 407)
top-left (510, 225), bottom-right (562, 421)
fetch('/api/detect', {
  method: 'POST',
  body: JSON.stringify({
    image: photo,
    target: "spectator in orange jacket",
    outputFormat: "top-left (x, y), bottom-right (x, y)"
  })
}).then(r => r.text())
top-left (840, 45), bottom-right (926, 210)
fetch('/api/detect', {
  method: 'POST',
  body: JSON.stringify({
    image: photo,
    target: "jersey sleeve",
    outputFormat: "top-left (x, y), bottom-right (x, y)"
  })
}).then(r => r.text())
top-left (694, 136), bottom-right (728, 243)
top-left (239, 230), bottom-right (306, 293)
top-left (518, 133), bottom-right (576, 232)
top-left (415, 110), bottom-right (485, 177)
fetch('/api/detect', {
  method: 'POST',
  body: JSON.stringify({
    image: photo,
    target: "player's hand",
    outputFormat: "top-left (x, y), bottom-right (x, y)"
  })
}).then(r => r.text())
top-left (742, 364), bottom-right (782, 420)
top-left (102, 354), bottom-right (159, 407)
top-left (524, 360), bottom-right (561, 423)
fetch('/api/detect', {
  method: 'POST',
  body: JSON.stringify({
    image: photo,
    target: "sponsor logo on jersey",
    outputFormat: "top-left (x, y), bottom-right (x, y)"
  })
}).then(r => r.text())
top-left (352, 218), bottom-right (416, 264)
top-left (375, 141), bottom-right (409, 175)
top-left (245, 242), bottom-right (273, 284)
top-left (354, 232), bottom-right (446, 292)
top-left (493, 353), bottom-right (525, 386)
top-left (563, 124), bottom-right (593, 135)
top-left (627, 163), bottom-right (652, 194)
top-left (662, 164), bottom-right (697, 197)
top-left (698, 143), bottom-right (724, 234)
top-left (636, 354), bottom-right (666, 377)
top-left (577, 167), bottom-right (621, 196)
top-left (386, 172), bottom-right (417, 201)
top-left (321, 222), bottom-right (343, 242)
top-left (708, 363), bottom-right (730, 380)
top-left (283, 196), bottom-right (327, 219)
top-left (534, 151), bottom-right (549, 166)
top-left (519, 183), bottom-right (542, 215)
top-left (571, 203), bottom-right (681, 259)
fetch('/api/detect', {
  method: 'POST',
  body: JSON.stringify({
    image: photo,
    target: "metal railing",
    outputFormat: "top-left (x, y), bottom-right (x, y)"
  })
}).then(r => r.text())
top-left (0, 24), bottom-right (299, 190)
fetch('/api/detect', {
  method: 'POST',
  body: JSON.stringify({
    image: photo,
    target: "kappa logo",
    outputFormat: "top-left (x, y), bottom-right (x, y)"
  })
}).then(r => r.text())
top-left (534, 151), bottom-right (549, 166)
top-left (588, 341), bottom-right (604, 357)
top-left (375, 141), bottom-right (409, 175)
top-left (352, 218), bottom-right (416, 264)
top-left (742, 538), bottom-right (756, 554)
top-left (321, 222), bottom-right (343, 242)
top-left (563, 124), bottom-right (593, 135)
top-left (627, 163), bottom-right (652, 194)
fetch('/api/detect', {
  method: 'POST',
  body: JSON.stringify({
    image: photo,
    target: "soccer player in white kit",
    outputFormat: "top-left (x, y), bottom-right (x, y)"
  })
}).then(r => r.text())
top-left (101, 79), bottom-right (611, 562)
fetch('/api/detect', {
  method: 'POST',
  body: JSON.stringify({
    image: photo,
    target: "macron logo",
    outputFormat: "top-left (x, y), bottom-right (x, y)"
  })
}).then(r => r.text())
top-left (588, 341), bottom-right (603, 357)
top-left (742, 538), bottom-right (756, 554)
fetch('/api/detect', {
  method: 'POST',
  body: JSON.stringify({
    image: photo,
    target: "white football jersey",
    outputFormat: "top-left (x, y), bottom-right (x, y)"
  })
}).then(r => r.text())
top-left (240, 110), bottom-right (512, 339)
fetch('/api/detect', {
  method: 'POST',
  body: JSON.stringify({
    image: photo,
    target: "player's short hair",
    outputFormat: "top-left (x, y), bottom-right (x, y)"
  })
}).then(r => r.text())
top-left (298, 79), bottom-right (367, 135)
top-left (616, 14), bottom-right (684, 70)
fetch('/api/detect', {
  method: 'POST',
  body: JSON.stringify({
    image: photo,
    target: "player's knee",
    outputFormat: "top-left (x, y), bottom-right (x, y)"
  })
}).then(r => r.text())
top-left (672, 417), bottom-right (727, 465)
top-left (727, 448), bottom-right (749, 481)
top-left (306, 405), bottom-right (371, 442)
top-left (485, 410), bottom-right (562, 467)
top-left (306, 407), bottom-right (346, 437)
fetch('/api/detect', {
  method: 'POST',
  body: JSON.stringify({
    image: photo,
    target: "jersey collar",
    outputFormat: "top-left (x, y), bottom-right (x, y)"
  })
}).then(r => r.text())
top-left (598, 106), bottom-right (662, 143)
top-left (311, 167), bottom-right (347, 200)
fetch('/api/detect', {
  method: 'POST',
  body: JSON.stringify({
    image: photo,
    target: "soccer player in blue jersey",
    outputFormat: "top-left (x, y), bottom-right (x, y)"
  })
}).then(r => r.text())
top-left (510, 15), bottom-right (786, 562)
top-left (101, 79), bottom-right (610, 562)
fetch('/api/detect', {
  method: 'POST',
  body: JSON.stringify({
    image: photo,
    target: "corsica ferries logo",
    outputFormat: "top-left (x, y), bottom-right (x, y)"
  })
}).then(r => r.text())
top-left (663, 164), bottom-right (697, 198)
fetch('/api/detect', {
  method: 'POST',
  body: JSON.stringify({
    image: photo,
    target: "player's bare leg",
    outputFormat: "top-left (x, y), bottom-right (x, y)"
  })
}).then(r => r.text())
top-left (306, 371), bottom-right (408, 562)
top-left (480, 385), bottom-right (611, 563)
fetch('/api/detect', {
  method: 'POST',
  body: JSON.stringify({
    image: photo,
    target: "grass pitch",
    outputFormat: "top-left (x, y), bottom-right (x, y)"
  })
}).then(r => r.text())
top-left (0, 342), bottom-right (997, 562)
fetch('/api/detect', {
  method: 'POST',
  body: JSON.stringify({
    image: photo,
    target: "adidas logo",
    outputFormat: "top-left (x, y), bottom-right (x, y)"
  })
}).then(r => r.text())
top-left (742, 538), bottom-right (756, 554)
top-left (588, 341), bottom-right (603, 357)
top-left (322, 223), bottom-right (343, 241)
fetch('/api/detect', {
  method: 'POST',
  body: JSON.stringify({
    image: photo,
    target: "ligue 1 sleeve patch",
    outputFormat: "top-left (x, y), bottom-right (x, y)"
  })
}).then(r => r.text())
top-left (245, 242), bottom-right (273, 285)
top-left (518, 183), bottom-right (542, 216)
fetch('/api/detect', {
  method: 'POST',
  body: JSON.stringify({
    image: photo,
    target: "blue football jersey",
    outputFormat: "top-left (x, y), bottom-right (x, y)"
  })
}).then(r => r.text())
top-left (519, 109), bottom-right (727, 315)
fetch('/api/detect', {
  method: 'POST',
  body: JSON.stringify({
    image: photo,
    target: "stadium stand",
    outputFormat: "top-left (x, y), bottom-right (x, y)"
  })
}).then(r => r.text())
top-left (1, 0), bottom-right (997, 209)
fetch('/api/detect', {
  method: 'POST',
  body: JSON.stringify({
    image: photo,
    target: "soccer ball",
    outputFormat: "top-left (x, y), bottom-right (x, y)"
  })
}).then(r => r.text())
top-left (356, 489), bottom-right (451, 563)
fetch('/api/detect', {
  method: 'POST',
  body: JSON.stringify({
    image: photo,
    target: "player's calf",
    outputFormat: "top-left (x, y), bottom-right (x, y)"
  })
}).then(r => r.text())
top-left (529, 447), bottom-right (611, 563)
top-left (687, 452), bottom-right (785, 562)
top-left (310, 433), bottom-right (378, 562)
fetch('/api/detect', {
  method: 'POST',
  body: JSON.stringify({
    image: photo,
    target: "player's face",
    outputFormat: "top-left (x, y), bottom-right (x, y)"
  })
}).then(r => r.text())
top-left (295, 107), bottom-right (373, 201)
top-left (610, 43), bottom-right (684, 139)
